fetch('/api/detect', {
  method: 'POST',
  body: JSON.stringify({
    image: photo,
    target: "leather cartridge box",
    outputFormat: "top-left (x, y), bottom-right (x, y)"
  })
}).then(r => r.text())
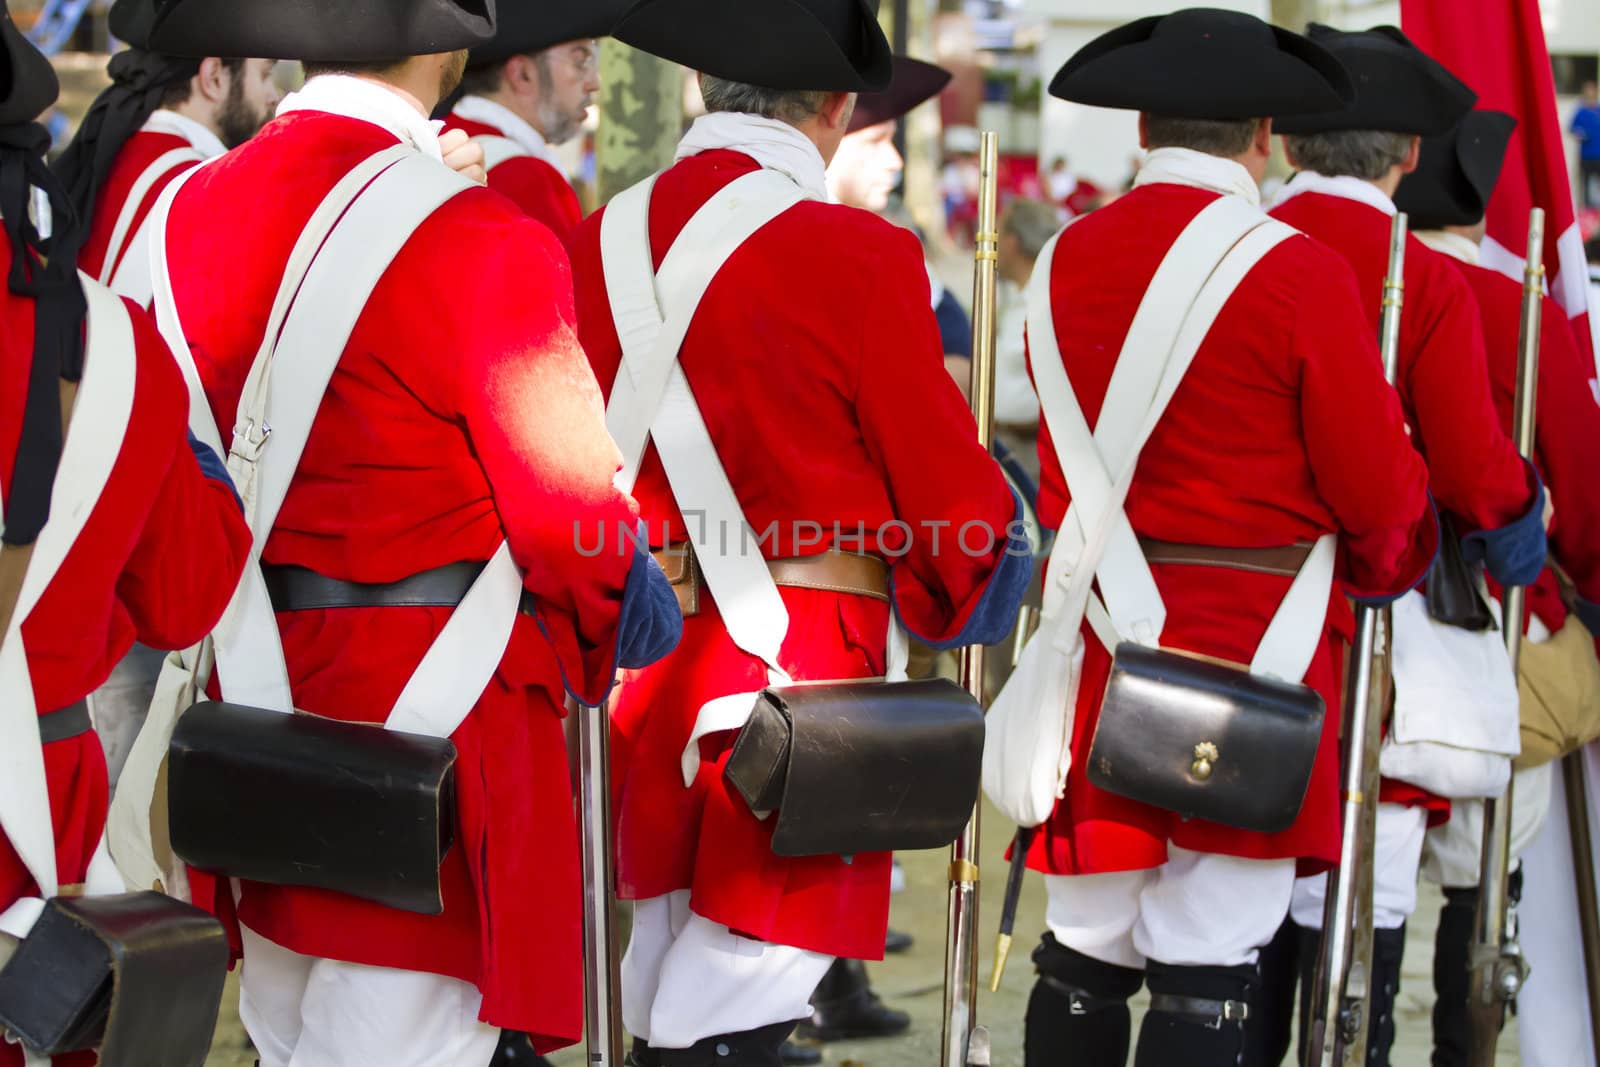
top-left (168, 701), bottom-right (457, 914)
top-left (0, 891), bottom-right (229, 1065)
top-left (724, 678), bottom-right (985, 857)
top-left (1087, 643), bottom-right (1325, 834)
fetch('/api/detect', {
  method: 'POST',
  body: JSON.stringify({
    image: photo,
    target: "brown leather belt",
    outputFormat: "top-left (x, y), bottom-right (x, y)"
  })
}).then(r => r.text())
top-left (1138, 538), bottom-right (1315, 579)
top-left (651, 543), bottom-right (890, 617)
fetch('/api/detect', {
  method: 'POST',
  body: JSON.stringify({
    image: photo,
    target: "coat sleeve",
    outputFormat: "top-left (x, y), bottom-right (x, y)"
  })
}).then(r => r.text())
top-left (855, 229), bottom-right (1030, 649)
top-left (1403, 258), bottom-right (1544, 585)
top-left (1533, 304), bottom-right (1600, 628)
top-left (450, 215), bottom-right (678, 705)
top-left (1292, 252), bottom-right (1438, 602)
top-left (486, 157), bottom-right (584, 252)
top-left (115, 303), bottom-right (252, 650)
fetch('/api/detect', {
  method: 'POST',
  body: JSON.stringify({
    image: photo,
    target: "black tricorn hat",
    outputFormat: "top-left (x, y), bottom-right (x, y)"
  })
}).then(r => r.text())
top-left (1274, 24), bottom-right (1477, 136)
top-left (1048, 8), bottom-right (1353, 121)
top-left (108, 0), bottom-right (160, 48)
top-left (1394, 109), bottom-right (1516, 230)
top-left (847, 55), bottom-right (948, 132)
top-left (613, 0), bottom-right (891, 93)
top-left (0, 7), bottom-right (59, 125)
top-left (147, 0), bottom-right (497, 62)
top-left (468, 0), bottom-right (628, 68)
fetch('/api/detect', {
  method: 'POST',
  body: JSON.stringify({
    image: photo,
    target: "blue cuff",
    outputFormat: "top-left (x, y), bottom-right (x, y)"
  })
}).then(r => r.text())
top-left (615, 539), bottom-right (684, 670)
top-left (1461, 466), bottom-right (1547, 588)
top-left (897, 491), bottom-right (1033, 651)
top-left (1575, 597), bottom-right (1600, 638)
top-left (189, 430), bottom-right (242, 511)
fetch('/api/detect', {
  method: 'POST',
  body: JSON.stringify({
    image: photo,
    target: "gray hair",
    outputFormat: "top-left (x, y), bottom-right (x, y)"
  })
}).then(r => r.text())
top-left (700, 75), bottom-right (829, 124)
top-left (1143, 114), bottom-right (1260, 157)
top-left (1285, 130), bottom-right (1414, 181)
top-left (1000, 198), bottom-right (1061, 260)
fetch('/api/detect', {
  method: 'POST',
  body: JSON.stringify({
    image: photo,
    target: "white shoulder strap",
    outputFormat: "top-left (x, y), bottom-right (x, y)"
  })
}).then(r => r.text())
top-left (146, 159), bottom-right (223, 455)
top-left (474, 134), bottom-right (530, 173)
top-left (0, 278), bottom-right (138, 912)
top-left (1028, 196), bottom-right (1331, 684)
top-left (99, 146), bottom-right (203, 300)
top-left (600, 170), bottom-right (805, 679)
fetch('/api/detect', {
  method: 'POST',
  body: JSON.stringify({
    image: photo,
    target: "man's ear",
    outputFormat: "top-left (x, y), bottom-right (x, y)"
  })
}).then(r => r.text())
top-left (1137, 112), bottom-right (1150, 149)
top-left (1253, 117), bottom-right (1274, 159)
top-left (823, 91), bottom-right (854, 131)
top-left (1400, 134), bottom-right (1422, 175)
top-left (194, 56), bottom-right (229, 105)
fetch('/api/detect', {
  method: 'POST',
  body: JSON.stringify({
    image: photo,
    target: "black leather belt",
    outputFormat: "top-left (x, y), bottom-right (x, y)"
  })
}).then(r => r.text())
top-left (38, 700), bottom-right (92, 744)
top-left (1148, 992), bottom-right (1249, 1029)
top-left (261, 562), bottom-right (535, 616)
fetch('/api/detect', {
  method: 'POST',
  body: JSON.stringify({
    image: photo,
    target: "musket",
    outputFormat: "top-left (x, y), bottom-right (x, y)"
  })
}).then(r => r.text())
top-left (1304, 211), bottom-right (1408, 1067)
top-left (941, 128), bottom-right (1001, 1067)
top-left (1562, 750), bottom-right (1600, 1059)
top-left (577, 696), bottom-right (624, 1065)
top-left (1466, 208), bottom-right (1545, 1066)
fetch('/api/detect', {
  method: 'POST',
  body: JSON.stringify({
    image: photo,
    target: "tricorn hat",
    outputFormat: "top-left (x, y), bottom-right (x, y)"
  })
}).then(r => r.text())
top-left (108, 0), bottom-right (160, 49)
top-left (468, 0), bottom-right (629, 68)
top-left (1048, 8), bottom-right (1353, 121)
top-left (0, 6), bottom-right (59, 125)
top-left (848, 55), bottom-right (948, 133)
top-left (1274, 25), bottom-right (1477, 136)
top-left (613, 0), bottom-right (891, 93)
top-left (1394, 109), bottom-right (1516, 230)
top-left (147, 0), bottom-right (497, 62)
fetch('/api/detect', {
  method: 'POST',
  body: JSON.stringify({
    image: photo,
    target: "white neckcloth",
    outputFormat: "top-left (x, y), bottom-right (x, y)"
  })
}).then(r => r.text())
top-left (453, 94), bottom-right (564, 171)
top-left (1271, 170), bottom-right (1397, 216)
top-left (674, 112), bottom-right (829, 202)
top-left (1417, 229), bottom-right (1483, 266)
top-left (277, 74), bottom-right (445, 162)
top-left (142, 108), bottom-right (227, 160)
top-left (1133, 147), bottom-right (1261, 206)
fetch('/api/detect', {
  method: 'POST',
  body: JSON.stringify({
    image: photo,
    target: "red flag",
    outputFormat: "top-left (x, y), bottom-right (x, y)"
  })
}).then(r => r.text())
top-left (1402, 0), bottom-right (1598, 381)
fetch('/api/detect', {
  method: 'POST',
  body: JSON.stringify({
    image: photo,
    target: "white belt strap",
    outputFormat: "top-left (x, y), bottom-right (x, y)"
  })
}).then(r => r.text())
top-left (146, 160), bottom-right (223, 455)
top-left (0, 278), bottom-right (138, 923)
top-left (474, 134), bottom-right (530, 173)
top-left (99, 146), bottom-right (203, 302)
top-left (1027, 197), bottom-right (1333, 685)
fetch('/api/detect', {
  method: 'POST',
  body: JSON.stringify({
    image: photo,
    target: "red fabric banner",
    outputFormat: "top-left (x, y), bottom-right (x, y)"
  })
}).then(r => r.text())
top-left (1401, 0), bottom-right (1597, 380)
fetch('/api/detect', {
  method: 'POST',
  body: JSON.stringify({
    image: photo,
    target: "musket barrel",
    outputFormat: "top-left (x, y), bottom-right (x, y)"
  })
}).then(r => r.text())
top-left (942, 129), bottom-right (1001, 1067)
top-left (1468, 207), bottom-right (1545, 1067)
top-left (578, 698), bottom-right (624, 1065)
top-left (1306, 211), bottom-right (1407, 1067)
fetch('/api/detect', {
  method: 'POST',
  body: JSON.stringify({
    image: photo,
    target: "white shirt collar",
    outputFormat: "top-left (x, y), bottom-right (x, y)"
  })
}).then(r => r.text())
top-left (1132, 147), bottom-right (1261, 206)
top-left (275, 74), bottom-right (445, 161)
top-left (452, 94), bottom-right (563, 170)
top-left (1416, 229), bottom-right (1482, 266)
top-left (675, 112), bottom-right (830, 202)
top-left (1271, 171), bottom-right (1397, 216)
top-left (141, 108), bottom-right (227, 160)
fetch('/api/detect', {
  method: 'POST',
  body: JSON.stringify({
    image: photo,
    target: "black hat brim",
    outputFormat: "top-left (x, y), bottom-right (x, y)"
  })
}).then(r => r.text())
top-left (468, 0), bottom-right (629, 67)
top-left (0, 10), bottom-right (59, 125)
top-left (847, 55), bottom-right (948, 132)
top-left (1048, 8), bottom-right (1353, 121)
top-left (147, 0), bottom-right (497, 62)
top-left (108, 0), bottom-right (158, 49)
top-left (613, 0), bottom-right (892, 93)
top-left (1394, 109), bottom-right (1517, 229)
top-left (1275, 24), bottom-right (1477, 136)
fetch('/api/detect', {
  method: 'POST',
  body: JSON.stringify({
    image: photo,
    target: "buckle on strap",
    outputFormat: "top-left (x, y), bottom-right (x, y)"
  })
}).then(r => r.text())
top-left (1036, 974), bottom-right (1132, 1015)
top-left (1147, 992), bottom-right (1249, 1029)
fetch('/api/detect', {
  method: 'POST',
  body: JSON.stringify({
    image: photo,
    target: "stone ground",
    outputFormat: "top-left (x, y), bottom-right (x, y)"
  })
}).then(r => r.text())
top-left (202, 800), bottom-right (1521, 1066)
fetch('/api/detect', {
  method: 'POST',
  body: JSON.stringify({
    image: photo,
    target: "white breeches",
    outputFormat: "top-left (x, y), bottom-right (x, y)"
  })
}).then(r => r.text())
top-left (621, 890), bottom-right (835, 1049)
top-left (238, 924), bottom-right (499, 1067)
top-left (1421, 762), bottom-right (1554, 888)
top-left (1291, 802), bottom-right (1428, 932)
top-left (1043, 845), bottom-right (1296, 970)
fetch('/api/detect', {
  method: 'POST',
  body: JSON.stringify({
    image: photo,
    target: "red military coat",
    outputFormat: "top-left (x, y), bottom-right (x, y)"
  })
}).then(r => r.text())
top-left (78, 115), bottom-right (216, 289)
top-left (1442, 249), bottom-right (1600, 628)
top-left (443, 101), bottom-right (582, 249)
top-left (1274, 186), bottom-right (1543, 817)
top-left (164, 108), bottom-right (640, 1048)
top-left (0, 257), bottom-right (249, 1067)
top-left (1026, 179), bottom-right (1437, 878)
top-left (571, 149), bottom-right (1021, 961)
